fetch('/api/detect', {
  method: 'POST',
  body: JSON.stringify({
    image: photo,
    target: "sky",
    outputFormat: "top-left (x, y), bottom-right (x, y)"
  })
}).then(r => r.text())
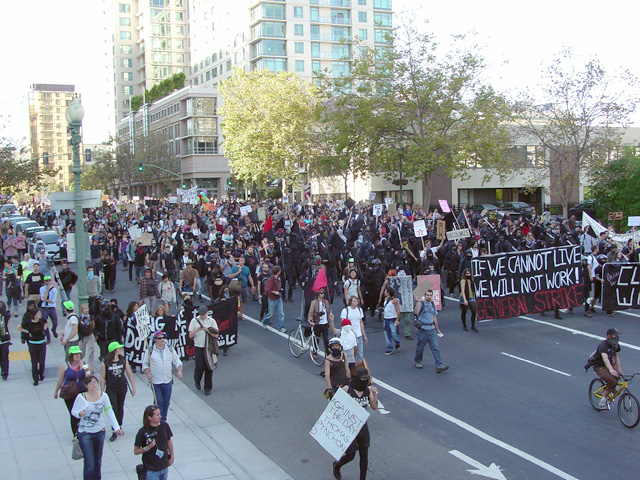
top-left (1, 0), bottom-right (639, 146)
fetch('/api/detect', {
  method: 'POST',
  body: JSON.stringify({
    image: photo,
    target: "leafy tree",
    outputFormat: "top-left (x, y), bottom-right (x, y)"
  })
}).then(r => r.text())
top-left (589, 147), bottom-right (640, 227)
top-left (218, 69), bottom-right (322, 189)
top-left (320, 24), bottom-right (513, 208)
top-left (515, 48), bottom-right (639, 217)
top-left (130, 72), bottom-right (186, 112)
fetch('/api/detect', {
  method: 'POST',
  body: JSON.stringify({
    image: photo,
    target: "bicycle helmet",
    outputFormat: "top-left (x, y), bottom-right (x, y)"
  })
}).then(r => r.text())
top-left (328, 337), bottom-right (342, 347)
top-left (100, 299), bottom-right (111, 311)
top-left (597, 254), bottom-right (607, 262)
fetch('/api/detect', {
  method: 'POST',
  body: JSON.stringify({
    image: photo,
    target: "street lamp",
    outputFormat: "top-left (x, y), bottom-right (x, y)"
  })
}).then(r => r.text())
top-left (66, 97), bottom-right (88, 305)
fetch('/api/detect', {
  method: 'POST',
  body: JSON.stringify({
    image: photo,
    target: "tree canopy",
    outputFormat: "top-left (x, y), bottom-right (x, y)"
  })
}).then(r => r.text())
top-left (131, 72), bottom-right (186, 112)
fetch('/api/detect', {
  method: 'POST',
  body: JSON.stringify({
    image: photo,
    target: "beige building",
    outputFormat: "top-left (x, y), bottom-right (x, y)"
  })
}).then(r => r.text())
top-left (113, 0), bottom-right (189, 123)
top-left (28, 84), bottom-right (82, 191)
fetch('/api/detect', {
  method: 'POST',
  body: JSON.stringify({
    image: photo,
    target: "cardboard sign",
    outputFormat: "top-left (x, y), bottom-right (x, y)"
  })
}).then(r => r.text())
top-left (240, 205), bottom-right (252, 216)
top-left (387, 202), bottom-right (397, 217)
top-left (126, 204), bottom-right (136, 213)
top-left (138, 232), bottom-right (153, 246)
top-left (168, 196), bottom-right (178, 204)
top-left (384, 197), bottom-right (393, 206)
top-left (413, 220), bottom-right (427, 238)
top-left (128, 226), bottom-right (142, 240)
top-left (446, 228), bottom-right (471, 241)
top-left (608, 211), bottom-right (623, 220)
top-left (309, 387), bottom-right (370, 461)
top-left (372, 204), bottom-right (383, 217)
top-left (135, 304), bottom-right (151, 339)
top-left (257, 207), bottom-right (266, 221)
top-left (387, 276), bottom-right (414, 313)
top-left (629, 216), bottom-right (640, 227)
top-left (438, 199), bottom-right (451, 213)
top-left (369, 192), bottom-right (376, 201)
top-left (414, 275), bottom-right (442, 310)
top-left (203, 203), bottom-right (216, 211)
top-left (436, 220), bottom-right (446, 240)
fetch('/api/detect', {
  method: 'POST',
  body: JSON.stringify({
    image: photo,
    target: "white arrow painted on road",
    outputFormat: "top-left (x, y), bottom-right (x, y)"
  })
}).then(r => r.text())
top-left (449, 450), bottom-right (507, 480)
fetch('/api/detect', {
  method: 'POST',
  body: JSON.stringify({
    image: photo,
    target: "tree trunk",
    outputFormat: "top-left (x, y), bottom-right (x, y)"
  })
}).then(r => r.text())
top-left (422, 172), bottom-right (433, 211)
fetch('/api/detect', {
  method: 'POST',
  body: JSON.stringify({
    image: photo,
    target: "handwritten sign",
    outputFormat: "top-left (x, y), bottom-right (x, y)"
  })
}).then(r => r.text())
top-left (135, 304), bottom-right (151, 339)
top-left (602, 263), bottom-right (640, 311)
top-left (240, 205), bottom-right (252, 216)
top-left (138, 232), bottom-right (153, 246)
top-left (414, 275), bottom-right (442, 310)
top-left (438, 199), bottom-right (451, 213)
top-left (257, 207), bottom-right (266, 221)
top-left (629, 216), bottom-right (640, 227)
top-left (372, 204), bottom-right (383, 217)
top-left (608, 211), bottom-right (623, 220)
top-left (126, 204), bottom-right (136, 213)
top-left (413, 220), bottom-right (427, 238)
top-left (128, 226), bottom-right (142, 240)
top-left (446, 228), bottom-right (471, 241)
top-left (282, 195), bottom-right (290, 204)
top-left (384, 198), bottom-right (393, 206)
top-left (387, 276), bottom-right (414, 313)
top-left (168, 196), bottom-right (178, 204)
top-left (368, 192), bottom-right (376, 201)
top-left (309, 387), bottom-right (370, 461)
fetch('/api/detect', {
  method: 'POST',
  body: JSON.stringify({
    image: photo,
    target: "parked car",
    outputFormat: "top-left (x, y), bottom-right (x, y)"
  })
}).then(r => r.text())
top-left (472, 204), bottom-right (520, 221)
top-left (15, 220), bottom-right (40, 233)
top-left (0, 204), bottom-right (18, 216)
top-left (569, 200), bottom-right (597, 218)
top-left (8, 216), bottom-right (29, 229)
top-left (24, 226), bottom-right (46, 241)
top-left (500, 201), bottom-right (535, 217)
top-left (29, 231), bottom-right (61, 262)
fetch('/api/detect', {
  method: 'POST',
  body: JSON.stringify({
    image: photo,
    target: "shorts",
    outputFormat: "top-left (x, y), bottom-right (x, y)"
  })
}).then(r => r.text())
top-left (241, 286), bottom-right (250, 304)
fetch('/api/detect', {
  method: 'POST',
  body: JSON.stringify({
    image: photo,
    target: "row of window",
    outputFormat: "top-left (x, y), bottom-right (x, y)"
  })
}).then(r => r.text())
top-left (149, 103), bottom-right (180, 124)
top-left (251, 40), bottom-right (352, 60)
top-left (252, 58), bottom-right (350, 76)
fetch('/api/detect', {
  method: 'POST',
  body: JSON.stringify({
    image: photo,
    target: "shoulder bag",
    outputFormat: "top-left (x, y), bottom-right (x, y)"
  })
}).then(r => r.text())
top-left (60, 364), bottom-right (81, 400)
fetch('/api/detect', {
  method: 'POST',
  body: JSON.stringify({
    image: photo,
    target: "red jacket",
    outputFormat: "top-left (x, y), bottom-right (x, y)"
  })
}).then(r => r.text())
top-left (265, 275), bottom-right (281, 301)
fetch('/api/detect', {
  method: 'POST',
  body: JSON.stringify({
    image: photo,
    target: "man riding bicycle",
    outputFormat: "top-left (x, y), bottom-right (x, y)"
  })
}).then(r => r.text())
top-left (594, 328), bottom-right (623, 410)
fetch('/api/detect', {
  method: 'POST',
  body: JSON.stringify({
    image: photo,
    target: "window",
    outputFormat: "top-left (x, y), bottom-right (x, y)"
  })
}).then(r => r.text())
top-left (311, 42), bottom-right (320, 57)
top-left (205, 70), bottom-right (211, 81)
top-left (119, 31), bottom-right (132, 40)
top-left (255, 3), bottom-right (285, 20)
top-left (174, 0), bottom-right (183, 6)
top-left (122, 99), bottom-right (130, 108)
top-left (310, 24), bottom-right (320, 39)
top-left (358, 28), bottom-right (368, 40)
top-left (294, 24), bottom-right (303, 36)
top-left (176, 26), bottom-right (184, 35)
top-left (122, 86), bottom-right (133, 95)
top-left (358, 0), bottom-right (366, 4)
top-left (294, 6), bottom-right (303, 18)
top-left (312, 60), bottom-right (321, 73)
top-left (177, 54), bottom-right (185, 63)
top-left (373, 11), bottom-right (392, 27)
top-left (252, 21), bottom-right (286, 39)
top-left (119, 17), bottom-right (131, 26)
top-left (333, 44), bottom-right (349, 59)
top-left (176, 40), bottom-right (184, 49)
top-left (252, 40), bottom-right (286, 57)
top-left (332, 61), bottom-right (350, 77)
top-left (358, 12), bottom-right (367, 22)
top-left (374, 28), bottom-right (391, 44)
top-left (331, 9), bottom-right (350, 24)
top-left (295, 60), bottom-right (304, 72)
top-left (118, 4), bottom-right (130, 13)
top-left (254, 58), bottom-right (287, 72)
top-left (150, 0), bottom-right (165, 7)
top-left (120, 58), bottom-right (133, 67)
top-left (310, 7), bottom-right (319, 21)
top-left (121, 72), bottom-right (133, 81)
top-left (331, 27), bottom-right (350, 42)
top-left (373, 0), bottom-right (391, 9)
top-left (175, 12), bottom-right (183, 21)
top-left (120, 45), bottom-right (132, 54)
top-left (295, 42), bottom-right (304, 54)
top-left (226, 60), bottom-right (232, 71)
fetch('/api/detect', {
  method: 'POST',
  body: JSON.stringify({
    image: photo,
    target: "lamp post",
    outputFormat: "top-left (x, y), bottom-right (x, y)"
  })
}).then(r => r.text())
top-left (66, 97), bottom-right (88, 305)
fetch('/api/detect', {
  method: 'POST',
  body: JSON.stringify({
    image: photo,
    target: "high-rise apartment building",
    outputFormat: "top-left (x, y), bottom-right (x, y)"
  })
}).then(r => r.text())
top-left (28, 84), bottom-right (82, 190)
top-left (113, 0), bottom-right (189, 123)
top-left (187, 0), bottom-right (393, 87)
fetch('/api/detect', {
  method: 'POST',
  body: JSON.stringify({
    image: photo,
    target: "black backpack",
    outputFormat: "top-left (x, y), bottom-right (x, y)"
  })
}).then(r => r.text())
top-left (584, 349), bottom-right (598, 371)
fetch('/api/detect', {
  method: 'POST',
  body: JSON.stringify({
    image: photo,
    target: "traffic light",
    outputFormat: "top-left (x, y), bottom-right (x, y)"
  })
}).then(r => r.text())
top-left (85, 148), bottom-right (92, 162)
top-left (138, 162), bottom-right (143, 171)
top-left (227, 178), bottom-right (232, 186)
top-left (43, 152), bottom-right (49, 165)
top-left (43, 185), bottom-right (47, 192)
top-left (182, 183), bottom-right (186, 189)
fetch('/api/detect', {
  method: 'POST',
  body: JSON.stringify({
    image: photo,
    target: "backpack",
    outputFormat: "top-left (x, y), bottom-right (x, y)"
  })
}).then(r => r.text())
top-left (78, 315), bottom-right (94, 338)
top-left (584, 349), bottom-right (598, 372)
top-left (413, 300), bottom-right (437, 330)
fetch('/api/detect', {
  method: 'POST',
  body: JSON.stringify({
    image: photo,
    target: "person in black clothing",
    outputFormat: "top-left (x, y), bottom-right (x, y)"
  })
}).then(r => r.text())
top-left (0, 301), bottom-right (11, 379)
top-left (95, 300), bottom-right (123, 360)
top-left (17, 308), bottom-right (49, 385)
top-left (161, 245), bottom-right (177, 283)
top-left (4, 261), bottom-right (21, 318)
top-left (100, 341), bottom-right (135, 441)
top-left (592, 328), bottom-right (623, 410)
top-left (207, 264), bottom-right (227, 302)
top-left (257, 264), bottom-right (271, 320)
top-left (58, 260), bottom-right (78, 303)
top-left (134, 405), bottom-right (175, 477)
top-left (101, 250), bottom-right (116, 293)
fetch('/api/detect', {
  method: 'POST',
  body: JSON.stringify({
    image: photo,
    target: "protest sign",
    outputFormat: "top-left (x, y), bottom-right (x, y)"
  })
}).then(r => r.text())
top-left (471, 245), bottom-right (583, 320)
top-left (414, 275), bottom-right (442, 310)
top-left (138, 232), bottom-right (153, 246)
top-left (240, 205), bottom-right (252, 216)
top-left (177, 187), bottom-right (198, 202)
top-left (446, 228), bottom-right (471, 241)
top-left (128, 226), bottom-right (142, 240)
top-left (134, 304), bottom-right (151, 339)
top-left (203, 203), bottom-right (216, 211)
top-left (257, 207), bottom-right (266, 221)
top-left (168, 196), bottom-right (178, 204)
top-left (602, 263), bottom-right (640, 311)
top-left (309, 387), bottom-right (370, 461)
top-left (189, 198), bottom-right (198, 205)
top-left (372, 204), bottom-right (383, 217)
top-left (438, 199), bottom-right (451, 213)
top-left (608, 211), bottom-right (623, 220)
top-left (282, 195), bottom-right (290, 204)
top-left (629, 216), bottom-right (640, 227)
top-left (387, 203), bottom-right (397, 217)
top-left (25, 258), bottom-right (37, 272)
top-left (436, 220), bottom-right (446, 241)
top-left (369, 192), bottom-right (376, 201)
top-left (387, 275), bottom-right (414, 313)
top-left (384, 197), bottom-right (393, 206)
top-left (126, 204), bottom-right (136, 213)
top-left (413, 220), bottom-right (427, 238)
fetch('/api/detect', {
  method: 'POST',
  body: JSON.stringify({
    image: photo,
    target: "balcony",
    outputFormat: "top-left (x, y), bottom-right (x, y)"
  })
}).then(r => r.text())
top-left (312, 16), bottom-right (351, 25)
top-left (310, 0), bottom-right (351, 6)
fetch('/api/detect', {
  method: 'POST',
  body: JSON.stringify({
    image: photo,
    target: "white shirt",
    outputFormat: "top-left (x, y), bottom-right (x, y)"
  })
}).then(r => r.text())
top-left (340, 307), bottom-right (363, 338)
top-left (188, 315), bottom-right (218, 348)
top-left (142, 343), bottom-right (182, 384)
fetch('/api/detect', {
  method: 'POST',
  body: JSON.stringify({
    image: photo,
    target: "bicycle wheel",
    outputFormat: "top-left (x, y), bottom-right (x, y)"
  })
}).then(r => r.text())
top-left (288, 328), bottom-right (304, 358)
top-left (310, 334), bottom-right (325, 366)
top-left (588, 378), bottom-right (605, 410)
top-left (617, 392), bottom-right (640, 428)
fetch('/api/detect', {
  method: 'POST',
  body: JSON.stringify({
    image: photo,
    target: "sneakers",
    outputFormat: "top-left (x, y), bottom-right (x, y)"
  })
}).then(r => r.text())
top-left (384, 350), bottom-right (394, 356)
top-left (414, 362), bottom-right (423, 369)
top-left (279, 328), bottom-right (287, 333)
top-left (597, 397), bottom-right (610, 410)
top-left (436, 365), bottom-right (449, 373)
top-left (607, 311), bottom-right (616, 317)
top-left (204, 390), bottom-right (212, 396)
top-left (584, 311), bottom-right (592, 318)
top-left (471, 327), bottom-right (479, 332)
top-left (394, 343), bottom-right (400, 350)
top-left (195, 381), bottom-right (201, 391)
top-left (405, 335), bottom-right (414, 340)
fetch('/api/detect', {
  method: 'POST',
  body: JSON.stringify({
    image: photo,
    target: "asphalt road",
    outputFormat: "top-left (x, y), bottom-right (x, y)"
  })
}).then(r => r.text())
top-left (97, 269), bottom-right (640, 480)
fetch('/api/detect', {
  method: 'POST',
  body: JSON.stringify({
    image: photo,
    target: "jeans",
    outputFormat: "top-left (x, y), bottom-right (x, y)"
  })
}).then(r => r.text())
top-left (152, 382), bottom-right (172, 421)
top-left (414, 328), bottom-right (443, 367)
top-left (78, 429), bottom-right (105, 480)
top-left (41, 306), bottom-right (58, 335)
top-left (146, 467), bottom-right (169, 480)
top-left (263, 298), bottom-right (284, 330)
top-left (197, 277), bottom-right (206, 297)
top-left (356, 335), bottom-right (364, 363)
top-left (383, 318), bottom-right (401, 352)
top-left (143, 297), bottom-right (157, 316)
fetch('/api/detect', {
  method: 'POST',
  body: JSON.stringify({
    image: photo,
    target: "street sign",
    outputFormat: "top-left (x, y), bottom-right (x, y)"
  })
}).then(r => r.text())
top-left (49, 190), bottom-right (103, 210)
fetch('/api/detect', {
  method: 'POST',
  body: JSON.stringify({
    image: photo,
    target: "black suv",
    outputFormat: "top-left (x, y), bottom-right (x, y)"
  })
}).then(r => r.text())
top-left (500, 201), bottom-right (535, 217)
top-left (568, 200), bottom-right (597, 218)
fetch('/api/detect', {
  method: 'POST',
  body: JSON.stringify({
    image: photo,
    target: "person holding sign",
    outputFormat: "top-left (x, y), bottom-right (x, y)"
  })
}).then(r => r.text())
top-left (459, 268), bottom-right (478, 332)
top-left (332, 367), bottom-right (378, 480)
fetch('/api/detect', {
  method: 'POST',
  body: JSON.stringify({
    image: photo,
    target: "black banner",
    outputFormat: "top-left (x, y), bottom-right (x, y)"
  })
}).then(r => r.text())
top-left (472, 245), bottom-right (584, 320)
top-left (602, 263), bottom-right (640, 311)
top-left (124, 298), bottom-right (238, 367)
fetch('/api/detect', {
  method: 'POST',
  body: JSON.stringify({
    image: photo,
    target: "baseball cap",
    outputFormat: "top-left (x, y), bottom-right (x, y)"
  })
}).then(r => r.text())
top-left (198, 305), bottom-right (208, 315)
top-left (43, 275), bottom-right (52, 281)
top-left (108, 341), bottom-right (124, 352)
top-left (63, 301), bottom-right (74, 310)
top-left (68, 346), bottom-right (82, 355)
top-left (606, 328), bottom-right (621, 336)
top-left (152, 331), bottom-right (166, 339)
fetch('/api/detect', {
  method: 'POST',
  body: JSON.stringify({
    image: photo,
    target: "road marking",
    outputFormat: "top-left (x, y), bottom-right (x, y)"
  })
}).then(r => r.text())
top-left (500, 352), bottom-right (572, 377)
top-left (449, 450), bottom-right (507, 480)
top-left (373, 378), bottom-right (580, 480)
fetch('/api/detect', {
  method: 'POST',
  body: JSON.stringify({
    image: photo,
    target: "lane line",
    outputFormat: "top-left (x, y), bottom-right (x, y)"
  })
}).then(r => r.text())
top-left (372, 377), bottom-right (580, 480)
top-left (500, 352), bottom-right (572, 377)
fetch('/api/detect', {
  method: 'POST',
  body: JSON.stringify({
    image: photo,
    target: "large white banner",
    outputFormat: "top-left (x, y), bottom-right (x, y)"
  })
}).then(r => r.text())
top-left (582, 212), bottom-right (633, 245)
top-left (177, 187), bottom-right (198, 202)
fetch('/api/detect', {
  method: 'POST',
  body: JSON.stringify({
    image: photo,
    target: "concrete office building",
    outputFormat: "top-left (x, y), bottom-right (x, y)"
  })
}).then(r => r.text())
top-left (28, 84), bottom-right (82, 190)
top-left (113, 0), bottom-right (189, 123)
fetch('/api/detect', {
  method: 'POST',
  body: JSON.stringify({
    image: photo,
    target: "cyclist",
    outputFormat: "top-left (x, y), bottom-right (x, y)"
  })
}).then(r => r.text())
top-left (594, 328), bottom-right (623, 410)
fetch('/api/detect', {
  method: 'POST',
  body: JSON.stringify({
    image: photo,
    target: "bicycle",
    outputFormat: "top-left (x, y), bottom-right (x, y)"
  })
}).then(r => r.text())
top-left (288, 317), bottom-right (325, 367)
top-left (588, 373), bottom-right (640, 428)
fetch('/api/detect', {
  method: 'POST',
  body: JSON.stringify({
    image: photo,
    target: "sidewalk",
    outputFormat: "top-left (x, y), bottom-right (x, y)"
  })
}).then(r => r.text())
top-left (0, 314), bottom-right (292, 480)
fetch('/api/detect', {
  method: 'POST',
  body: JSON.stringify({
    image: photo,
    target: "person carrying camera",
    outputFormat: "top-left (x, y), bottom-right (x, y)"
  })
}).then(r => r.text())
top-left (134, 404), bottom-right (174, 480)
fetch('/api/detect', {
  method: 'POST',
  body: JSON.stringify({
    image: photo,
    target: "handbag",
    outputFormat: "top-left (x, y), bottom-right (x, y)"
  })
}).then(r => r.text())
top-left (60, 366), bottom-right (81, 400)
top-left (135, 464), bottom-right (147, 480)
top-left (71, 437), bottom-right (83, 460)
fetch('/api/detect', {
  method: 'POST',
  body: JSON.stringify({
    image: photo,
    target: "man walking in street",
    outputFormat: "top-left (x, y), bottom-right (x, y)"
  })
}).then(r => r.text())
top-left (139, 267), bottom-right (161, 314)
top-left (143, 331), bottom-right (183, 421)
top-left (262, 266), bottom-right (285, 332)
top-left (24, 262), bottom-right (44, 305)
top-left (40, 275), bottom-right (59, 338)
top-left (59, 259), bottom-right (78, 302)
top-left (413, 290), bottom-right (449, 373)
top-left (188, 305), bottom-right (218, 396)
top-left (86, 265), bottom-right (102, 315)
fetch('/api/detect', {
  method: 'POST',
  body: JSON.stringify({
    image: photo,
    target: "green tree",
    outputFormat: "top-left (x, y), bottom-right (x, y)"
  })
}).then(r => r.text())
top-left (219, 69), bottom-right (323, 189)
top-left (515, 48), bottom-right (638, 217)
top-left (130, 72), bottom-right (186, 112)
top-left (589, 147), bottom-right (640, 226)
top-left (320, 24), bottom-right (514, 208)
